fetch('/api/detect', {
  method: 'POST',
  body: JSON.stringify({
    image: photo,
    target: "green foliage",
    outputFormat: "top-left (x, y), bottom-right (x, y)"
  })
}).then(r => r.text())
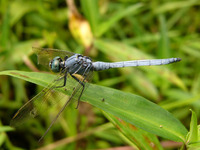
top-left (0, 0), bottom-right (200, 149)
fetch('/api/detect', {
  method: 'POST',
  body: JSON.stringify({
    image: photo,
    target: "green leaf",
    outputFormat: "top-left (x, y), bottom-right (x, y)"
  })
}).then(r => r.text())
top-left (0, 6), bottom-right (10, 49)
top-left (97, 3), bottom-right (143, 37)
top-left (153, 0), bottom-right (199, 14)
top-left (187, 110), bottom-right (198, 144)
top-left (158, 14), bottom-right (170, 58)
top-left (81, 0), bottom-right (99, 36)
top-left (0, 126), bottom-right (14, 133)
top-left (10, 0), bottom-right (39, 26)
top-left (0, 125), bottom-right (14, 148)
top-left (103, 111), bottom-right (164, 150)
top-left (0, 70), bottom-right (188, 142)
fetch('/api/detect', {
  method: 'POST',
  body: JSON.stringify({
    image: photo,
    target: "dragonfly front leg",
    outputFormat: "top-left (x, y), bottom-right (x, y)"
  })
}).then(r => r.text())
top-left (70, 74), bottom-right (85, 109)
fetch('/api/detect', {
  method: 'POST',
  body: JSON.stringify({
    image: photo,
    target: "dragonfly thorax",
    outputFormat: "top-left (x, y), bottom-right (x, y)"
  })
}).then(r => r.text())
top-left (64, 54), bottom-right (93, 75)
top-left (49, 54), bottom-right (93, 74)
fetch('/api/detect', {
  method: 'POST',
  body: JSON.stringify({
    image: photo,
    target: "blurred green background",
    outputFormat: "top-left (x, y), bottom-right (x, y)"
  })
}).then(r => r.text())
top-left (0, 0), bottom-right (200, 149)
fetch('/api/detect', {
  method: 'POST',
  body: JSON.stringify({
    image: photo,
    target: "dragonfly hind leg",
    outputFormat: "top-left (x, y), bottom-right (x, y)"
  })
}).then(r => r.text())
top-left (70, 74), bottom-right (85, 109)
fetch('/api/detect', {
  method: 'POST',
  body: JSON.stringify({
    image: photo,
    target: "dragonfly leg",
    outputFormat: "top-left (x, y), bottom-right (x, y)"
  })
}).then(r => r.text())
top-left (70, 64), bottom-right (93, 108)
top-left (70, 74), bottom-right (85, 109)
top-left (54, 76), bottom-right (64, 81)
top-left (54, 74), bottom-right (67, 88)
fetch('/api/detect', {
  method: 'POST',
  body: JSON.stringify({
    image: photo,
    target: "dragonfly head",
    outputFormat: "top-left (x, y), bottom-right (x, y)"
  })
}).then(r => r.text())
top-left (49, 56), bottom-right (63, 73)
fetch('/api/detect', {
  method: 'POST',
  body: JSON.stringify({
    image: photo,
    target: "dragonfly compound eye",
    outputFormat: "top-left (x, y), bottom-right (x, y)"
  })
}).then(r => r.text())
top-left (50, 56), bottom-right (62, 73)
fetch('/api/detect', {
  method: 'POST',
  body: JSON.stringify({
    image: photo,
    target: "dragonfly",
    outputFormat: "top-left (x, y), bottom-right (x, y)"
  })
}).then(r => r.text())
top-left (11, 47), bottom-right (181, 141)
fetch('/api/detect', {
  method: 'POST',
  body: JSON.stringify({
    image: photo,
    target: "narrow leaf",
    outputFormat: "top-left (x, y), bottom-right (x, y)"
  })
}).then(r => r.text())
top-left (187, 110), bottom-right (198, 144)
top-left (0, 70), bottom-right (188, 142)
top-left (98, 3), bottom-right (143, 36)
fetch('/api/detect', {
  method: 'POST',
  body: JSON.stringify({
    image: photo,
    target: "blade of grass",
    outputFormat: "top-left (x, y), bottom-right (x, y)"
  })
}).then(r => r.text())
top-left (153, 0), bottom-right (199, 14)
top-left (81, 0), bottom-right (99, 36)
top-left (124, 31), bottom-right (180, 45)
top-left (158, 14), bottom-right (170, 58)
top-left (186, 110), bottom-right (198, 144)
top-left (0, 70), bottom-right (188, 142)
top-left (97, 3), bottom-right (143, 37)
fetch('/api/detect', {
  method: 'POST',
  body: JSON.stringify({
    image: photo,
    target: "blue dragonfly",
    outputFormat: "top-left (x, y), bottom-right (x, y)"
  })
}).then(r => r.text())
top-left (11, 47), bottom-right (181, 141)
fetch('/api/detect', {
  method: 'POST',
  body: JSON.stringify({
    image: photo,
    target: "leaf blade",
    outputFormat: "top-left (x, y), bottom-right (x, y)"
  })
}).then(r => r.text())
top-left (0, 70), bottom-right (188, 142)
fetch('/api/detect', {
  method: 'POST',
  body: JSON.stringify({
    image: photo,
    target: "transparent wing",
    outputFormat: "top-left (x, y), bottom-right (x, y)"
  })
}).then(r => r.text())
top-left (10, 71), bottom-right (71, 127)
top-left (11, 49), bottom-right (94, 139)
top-left (32, 47), bottom-right (75, 68)
top-left (10, 66), bottom-right (93, 128)
top-left (38, 68), bottom-right (94, 141)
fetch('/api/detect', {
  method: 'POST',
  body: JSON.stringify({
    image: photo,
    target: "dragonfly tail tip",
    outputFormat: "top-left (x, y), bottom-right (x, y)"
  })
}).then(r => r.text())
top-left (176, 58), bottom-right (182, 62)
